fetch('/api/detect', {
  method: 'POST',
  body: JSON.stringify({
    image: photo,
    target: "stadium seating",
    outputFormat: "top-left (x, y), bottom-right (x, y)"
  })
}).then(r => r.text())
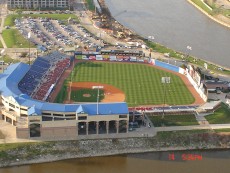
top-left (18, 52), bottom-right (70, 101)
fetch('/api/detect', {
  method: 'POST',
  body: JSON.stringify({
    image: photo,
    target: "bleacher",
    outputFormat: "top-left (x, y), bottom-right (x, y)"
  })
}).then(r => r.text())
top-left (18, 52), bottom-right (71, 100)
top-left (33, 58), bottom-right (70, 101)
top-left (18, 57), bottom-right (51, 96)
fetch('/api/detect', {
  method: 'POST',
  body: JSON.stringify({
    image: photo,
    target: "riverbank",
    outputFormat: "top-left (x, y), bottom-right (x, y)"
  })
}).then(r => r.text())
top-left (98, 0), bottom-right (230, 72)
top-left (1, 130), bottom-right (230, 168)
top-left (187, 0), bottom-right (230, 29)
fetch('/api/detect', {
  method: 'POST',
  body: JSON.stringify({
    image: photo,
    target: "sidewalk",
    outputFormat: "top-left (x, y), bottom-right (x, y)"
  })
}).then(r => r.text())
top-left (0, 3), bottom-right (7, 48)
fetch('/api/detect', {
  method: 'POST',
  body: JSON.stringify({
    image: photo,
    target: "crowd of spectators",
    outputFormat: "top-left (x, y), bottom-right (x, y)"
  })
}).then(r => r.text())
top-left (18, 52), bottom-right (70, 101)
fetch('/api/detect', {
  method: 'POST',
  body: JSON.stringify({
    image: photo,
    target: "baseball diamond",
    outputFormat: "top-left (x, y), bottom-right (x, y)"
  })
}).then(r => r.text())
top-left (55, 61), bottom-right (196, 106)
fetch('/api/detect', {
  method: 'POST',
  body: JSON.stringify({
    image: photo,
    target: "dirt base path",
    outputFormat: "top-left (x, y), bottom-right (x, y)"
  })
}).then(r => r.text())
top-left (66, 82), bottom-right (125, 103)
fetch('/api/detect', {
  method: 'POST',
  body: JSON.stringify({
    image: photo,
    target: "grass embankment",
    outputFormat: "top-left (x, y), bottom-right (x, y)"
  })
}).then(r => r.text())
top-left (0, 41), bottom-right (3, 48)
top-left (149, 114), bottom-right (199, 127)
top-left (1, 55), bottom-right (20, 64)
top-left (206, 103), bottom-right (230, 124)
top-left (56, 61), bottom-right (195, 106)
top-left (0, 142), bottom-right (62, 160)
top-left (146, 41), bottom-right (230, 75)
top-left (191, 0), bottom-right (230, 17)
top-left (2, 29), bottom-right (35, 48)
top-left (4, 14), bottom-right (78, 27)
top-left (214, 128), bottom-right (230, 133)
top-left (190, 0), bottom-right (212, 14)
top-left (156, 129), bottom-right (212, 139)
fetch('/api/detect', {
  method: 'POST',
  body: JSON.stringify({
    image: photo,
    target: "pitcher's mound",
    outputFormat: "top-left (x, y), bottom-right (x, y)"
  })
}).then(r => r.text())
top-left (68, 82), bottom-right (125, 103)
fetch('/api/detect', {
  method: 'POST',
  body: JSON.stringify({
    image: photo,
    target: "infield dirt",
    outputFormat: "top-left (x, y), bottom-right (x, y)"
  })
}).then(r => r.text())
top-left (66, 82), bottom-right (125, 103)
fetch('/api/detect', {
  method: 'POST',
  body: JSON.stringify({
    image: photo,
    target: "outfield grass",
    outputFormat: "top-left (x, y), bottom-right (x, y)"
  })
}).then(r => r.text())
top-left (2, 29), bottom-right (35, 48)
top-left (149, 114), bottom-right (199, 127)
top-left (71, 88), bottom-right (104, 102)
top-left (206, 103), bottom-right (230, 124)
top-left (62, 61), bottom-right (195, 106)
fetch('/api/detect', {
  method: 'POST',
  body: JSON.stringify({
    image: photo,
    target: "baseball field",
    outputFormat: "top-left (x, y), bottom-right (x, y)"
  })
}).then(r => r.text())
top-left (55, 61), bottom-right (195, 106)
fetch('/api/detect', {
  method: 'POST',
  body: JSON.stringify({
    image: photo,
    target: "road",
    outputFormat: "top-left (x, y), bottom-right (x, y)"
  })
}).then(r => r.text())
top-left (73, 0), bottom-right (130, 47)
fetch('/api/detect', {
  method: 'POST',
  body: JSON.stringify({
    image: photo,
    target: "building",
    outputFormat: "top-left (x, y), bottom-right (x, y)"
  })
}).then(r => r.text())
top-left (226, 94), bottom-right (230, 107)
top-left (204, 80), bottom-right (230, 92)
top-left (0, 61), bottom-right (129, 140)
top-left (7, 0), bottom-right (71, 9)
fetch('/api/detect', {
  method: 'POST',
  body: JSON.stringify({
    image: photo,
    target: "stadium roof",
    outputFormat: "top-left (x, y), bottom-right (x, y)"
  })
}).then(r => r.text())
top-left (0, 62), bottom-right (30, 97)
top-left (0, 63), bottom-right (129, 116)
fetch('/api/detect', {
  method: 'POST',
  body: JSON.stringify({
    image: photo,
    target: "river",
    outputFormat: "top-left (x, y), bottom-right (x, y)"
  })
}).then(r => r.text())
top-left (1, 150), bottom-right (230, 173)
top-left (104, 0), bottom-right (230, 68)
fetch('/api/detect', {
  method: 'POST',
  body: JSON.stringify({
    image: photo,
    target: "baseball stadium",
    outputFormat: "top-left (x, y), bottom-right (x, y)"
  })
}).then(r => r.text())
top-left (0, 51), bottom-right (207, 139)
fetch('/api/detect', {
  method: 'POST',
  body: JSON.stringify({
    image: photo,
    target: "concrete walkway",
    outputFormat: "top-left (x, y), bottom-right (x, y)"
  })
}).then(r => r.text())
top-left (0, 3), bottom-right (7, 48)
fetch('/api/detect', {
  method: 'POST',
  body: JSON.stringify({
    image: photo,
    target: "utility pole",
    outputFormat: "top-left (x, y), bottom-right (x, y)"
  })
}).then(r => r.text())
top-left (28, 32), bottom-right (31, 65)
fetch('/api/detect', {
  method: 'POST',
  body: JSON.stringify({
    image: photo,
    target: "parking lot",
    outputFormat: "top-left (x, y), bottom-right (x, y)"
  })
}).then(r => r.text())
top-left (14, 17), bottom-right (108, 52)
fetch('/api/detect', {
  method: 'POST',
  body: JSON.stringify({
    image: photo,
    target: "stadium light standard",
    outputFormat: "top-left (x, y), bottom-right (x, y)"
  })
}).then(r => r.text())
top-left (186, 45), bottom-right (192, 60)
top-left (1, 49), bottom-right (5, 73)
top-left (92, 86), bottom-right (104, 115)
top-left (28, 32), bottom-right (31, 65)
top-left (148, 36), bottom-right (154, 58)
top-left (161, 77), bottom-right (170, 119)
top-left (68, 60), bottom-right (75, 102)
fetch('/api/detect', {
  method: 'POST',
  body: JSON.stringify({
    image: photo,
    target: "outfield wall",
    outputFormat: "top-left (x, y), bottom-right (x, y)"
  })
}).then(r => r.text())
top-left (186, 72), bottom-right (207, 102)
top-left (155, 60), bottom-right (180, 73)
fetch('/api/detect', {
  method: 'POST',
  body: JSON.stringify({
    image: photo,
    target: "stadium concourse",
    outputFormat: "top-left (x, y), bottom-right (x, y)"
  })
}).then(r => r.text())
top-left (0, 51), bottom-right (129, 140)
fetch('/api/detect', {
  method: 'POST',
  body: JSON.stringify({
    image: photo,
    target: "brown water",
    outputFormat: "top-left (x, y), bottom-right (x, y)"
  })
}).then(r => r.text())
top-left (1, 150), bottom-right (230, 173)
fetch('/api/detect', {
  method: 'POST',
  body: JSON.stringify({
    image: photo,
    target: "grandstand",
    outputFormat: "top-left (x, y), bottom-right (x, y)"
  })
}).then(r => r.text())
top-left (18, 52), bottom-right (71, 101)
top-left (0, 52), bottom-right (129, 139)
